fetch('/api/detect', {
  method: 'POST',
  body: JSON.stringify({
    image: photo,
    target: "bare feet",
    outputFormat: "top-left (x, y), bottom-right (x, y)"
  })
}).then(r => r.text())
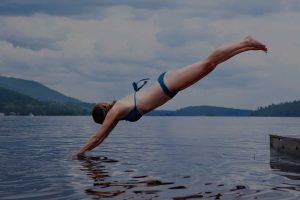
top-left (243, 36), bottom-right (268, 53)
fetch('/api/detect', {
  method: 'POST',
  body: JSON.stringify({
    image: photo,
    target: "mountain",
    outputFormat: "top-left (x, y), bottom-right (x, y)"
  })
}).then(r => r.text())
top-left (251, 100), bottom-right (300, 117)
top-left (1, 75), bottom-right (299, 117)
top-left (0, 86), bottom-right (91, 115)
top-left (147, 106), bottom-right (252, 116)
top-left (175, 106), bottom-right (252, 116)
top-left (0, 75), bottom-right (82, 103)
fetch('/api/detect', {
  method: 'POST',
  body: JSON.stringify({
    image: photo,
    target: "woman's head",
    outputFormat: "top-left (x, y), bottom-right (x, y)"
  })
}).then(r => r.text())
top-left (92, 101), bottom-right (116, 124)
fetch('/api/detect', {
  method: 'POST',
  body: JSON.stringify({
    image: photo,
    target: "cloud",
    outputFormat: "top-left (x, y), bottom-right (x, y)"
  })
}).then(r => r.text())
top-left (0, 0), bottom-right (174, 17)
top-left (0, 15), bottom-right (66, 50)
top-left (0, 1), bottom-right (299, 109)
top-left (1, 0), bottom-right (299, 18)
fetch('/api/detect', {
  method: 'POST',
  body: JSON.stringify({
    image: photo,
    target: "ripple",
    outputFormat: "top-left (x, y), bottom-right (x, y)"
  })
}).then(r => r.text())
top-left (2, 116), bottom-right (300, 199)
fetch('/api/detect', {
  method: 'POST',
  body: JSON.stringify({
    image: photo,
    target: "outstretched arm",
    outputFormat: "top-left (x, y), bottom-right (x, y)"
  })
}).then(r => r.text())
top-left (75, 109), bottom-right (119, 157)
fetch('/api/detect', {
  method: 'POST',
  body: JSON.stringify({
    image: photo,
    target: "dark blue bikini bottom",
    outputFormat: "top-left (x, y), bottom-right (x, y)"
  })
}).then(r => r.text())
top-left (157, 72), bottom-right (178, 98)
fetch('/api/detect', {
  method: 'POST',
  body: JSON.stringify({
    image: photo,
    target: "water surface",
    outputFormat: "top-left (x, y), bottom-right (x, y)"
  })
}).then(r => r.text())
top-left (1, 116), bottom-right (300, 199)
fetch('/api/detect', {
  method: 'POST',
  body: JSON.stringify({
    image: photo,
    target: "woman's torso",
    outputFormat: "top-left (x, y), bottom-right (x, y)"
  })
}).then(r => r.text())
top-left (117, 82), bottom-right (171, 118)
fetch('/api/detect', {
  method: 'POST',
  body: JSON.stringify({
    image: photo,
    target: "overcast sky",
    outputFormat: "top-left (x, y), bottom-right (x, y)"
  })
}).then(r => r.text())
top-left (0, 0), bottom-right (299, 110)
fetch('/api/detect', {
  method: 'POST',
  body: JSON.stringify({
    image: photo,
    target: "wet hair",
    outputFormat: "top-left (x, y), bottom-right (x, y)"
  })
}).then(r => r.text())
top-left (92, 101), bottom-right (116, 124)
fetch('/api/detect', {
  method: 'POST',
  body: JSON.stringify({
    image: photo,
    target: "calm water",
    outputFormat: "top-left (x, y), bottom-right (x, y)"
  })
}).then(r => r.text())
top-left (1, 116), bottom-right (300, 200)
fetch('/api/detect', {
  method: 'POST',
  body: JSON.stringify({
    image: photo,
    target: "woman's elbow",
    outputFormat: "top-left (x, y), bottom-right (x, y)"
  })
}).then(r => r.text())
top-left (91, 135), bottom-right (101, 144)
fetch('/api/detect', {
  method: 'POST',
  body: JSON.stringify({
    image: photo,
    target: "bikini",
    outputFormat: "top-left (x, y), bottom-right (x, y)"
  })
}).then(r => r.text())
top-left (157, 72), bottom-right (178, 98)
top-left (122, 72), bottom-right (178, 122)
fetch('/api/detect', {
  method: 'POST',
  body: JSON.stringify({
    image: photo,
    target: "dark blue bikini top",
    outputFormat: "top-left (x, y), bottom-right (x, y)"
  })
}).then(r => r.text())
top-left (122, 78), bottom-right (149, 122)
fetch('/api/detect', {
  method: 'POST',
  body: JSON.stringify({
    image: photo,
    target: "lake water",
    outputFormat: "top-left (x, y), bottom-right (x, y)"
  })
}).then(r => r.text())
top-left (1, 116), bottom-right (300, 200)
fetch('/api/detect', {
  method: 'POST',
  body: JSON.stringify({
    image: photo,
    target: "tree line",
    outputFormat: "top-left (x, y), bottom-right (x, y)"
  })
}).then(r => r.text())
top-left (0, 87), bottom-right (93, 116)
top-left (1, 86), bottom-right (299, 116)
top-left (251, 100), bottom-right (300, 117)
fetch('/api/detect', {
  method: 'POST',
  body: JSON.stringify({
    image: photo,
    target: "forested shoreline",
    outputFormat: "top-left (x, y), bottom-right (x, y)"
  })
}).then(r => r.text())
top-left (1, 75), bottom-right (299, 117)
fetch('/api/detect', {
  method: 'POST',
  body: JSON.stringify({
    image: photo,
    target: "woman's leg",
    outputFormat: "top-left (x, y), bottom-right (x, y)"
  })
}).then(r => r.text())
top-left (164, 36), bottom-right (267, 91)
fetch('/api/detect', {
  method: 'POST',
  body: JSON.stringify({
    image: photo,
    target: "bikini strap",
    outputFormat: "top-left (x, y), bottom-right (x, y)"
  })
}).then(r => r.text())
top-left (132, 78), bottom-right (150, 92)
top-left (132, 78), bottom-right (150, 106)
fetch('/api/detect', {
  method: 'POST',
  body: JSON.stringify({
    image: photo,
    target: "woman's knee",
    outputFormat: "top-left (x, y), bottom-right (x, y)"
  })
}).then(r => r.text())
top-left (207, 47), bottom-right (224, 63)
top-left (202, 58), bottom-right (217, 69)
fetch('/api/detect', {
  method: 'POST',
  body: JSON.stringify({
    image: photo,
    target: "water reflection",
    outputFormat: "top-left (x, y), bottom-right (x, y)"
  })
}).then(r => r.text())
top-left (270, 149), bottom-right (300, 180)
top-left (77, 156), bottom-right (256, 199)
top-left (78, 156), bottom-right (171, 199)
top-left (77, 156), bottom-right (123, 198)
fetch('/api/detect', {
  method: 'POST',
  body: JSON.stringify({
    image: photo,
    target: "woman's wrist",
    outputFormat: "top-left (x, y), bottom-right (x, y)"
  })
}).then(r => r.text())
top-left (77, 149), bottom-right (86, 156)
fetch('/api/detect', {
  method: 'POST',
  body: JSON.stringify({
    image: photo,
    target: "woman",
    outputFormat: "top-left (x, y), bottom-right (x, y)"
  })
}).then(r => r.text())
top-left (75, 36), bottom-right (267, 157)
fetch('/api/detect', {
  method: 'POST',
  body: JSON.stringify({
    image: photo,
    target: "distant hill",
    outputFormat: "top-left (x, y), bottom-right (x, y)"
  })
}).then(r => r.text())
top-left (147, 106), bottom-right (252, 116)
top-left (1, 75), bottom-right (299, 117)
top-left (0, 86), bottom-right (91, 116)
top-left (176, 106), bottom-right (252, 116)
top-left (251, 100), bottom-right (300, 117)
top-left (0, 75), bottom-right (82, 103)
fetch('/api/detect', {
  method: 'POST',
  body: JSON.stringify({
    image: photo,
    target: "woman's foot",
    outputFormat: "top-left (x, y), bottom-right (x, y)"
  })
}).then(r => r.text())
top-left (243, 36), bottom-right (268, 53)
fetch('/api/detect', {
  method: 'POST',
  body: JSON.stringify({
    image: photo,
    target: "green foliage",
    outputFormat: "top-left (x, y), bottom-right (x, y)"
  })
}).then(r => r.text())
top-left (251, 100), bottom-right (300, 117)
top-left (0, 75), bottom-right (82, 103)
top-left (0, 87), bottom-right (94, 116)
top-left (147, 106), bottom-right (252, 116)
top-left (175, 106), bottom-right (252, 116)
top-left (1, 75), bottom-right (299, 117)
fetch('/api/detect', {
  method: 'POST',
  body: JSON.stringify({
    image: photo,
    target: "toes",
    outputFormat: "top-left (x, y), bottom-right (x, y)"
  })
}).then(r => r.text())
top-left (244, 35), bottom-right (253, 41)
top-left (262, 46), bottom-right (268, 53)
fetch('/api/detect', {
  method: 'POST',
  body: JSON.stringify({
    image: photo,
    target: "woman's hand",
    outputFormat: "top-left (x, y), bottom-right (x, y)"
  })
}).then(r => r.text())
top-left (71, 151), bottom-right (86, 160)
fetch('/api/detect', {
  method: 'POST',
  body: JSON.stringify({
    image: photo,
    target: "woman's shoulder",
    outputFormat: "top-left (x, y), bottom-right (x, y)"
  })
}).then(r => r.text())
top-left (117, 94), bottom-right (133, 107)
top-left (112, 98), bottom-right (133, 120)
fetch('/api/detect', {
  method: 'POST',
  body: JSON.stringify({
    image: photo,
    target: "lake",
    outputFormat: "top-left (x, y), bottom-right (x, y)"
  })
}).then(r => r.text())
top-left (1, 116), bottom-right (300, 199)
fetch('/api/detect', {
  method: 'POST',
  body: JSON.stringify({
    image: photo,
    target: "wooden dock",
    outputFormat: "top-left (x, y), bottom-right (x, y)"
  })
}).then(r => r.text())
top-left (270, 134), bottom-right (300, 157)
top-left (270, 135), bottom-right (300, 175)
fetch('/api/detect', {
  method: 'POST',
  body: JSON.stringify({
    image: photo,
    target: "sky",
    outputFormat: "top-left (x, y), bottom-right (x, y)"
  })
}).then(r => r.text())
top-left (0, 0), bottom-right (299, 110)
